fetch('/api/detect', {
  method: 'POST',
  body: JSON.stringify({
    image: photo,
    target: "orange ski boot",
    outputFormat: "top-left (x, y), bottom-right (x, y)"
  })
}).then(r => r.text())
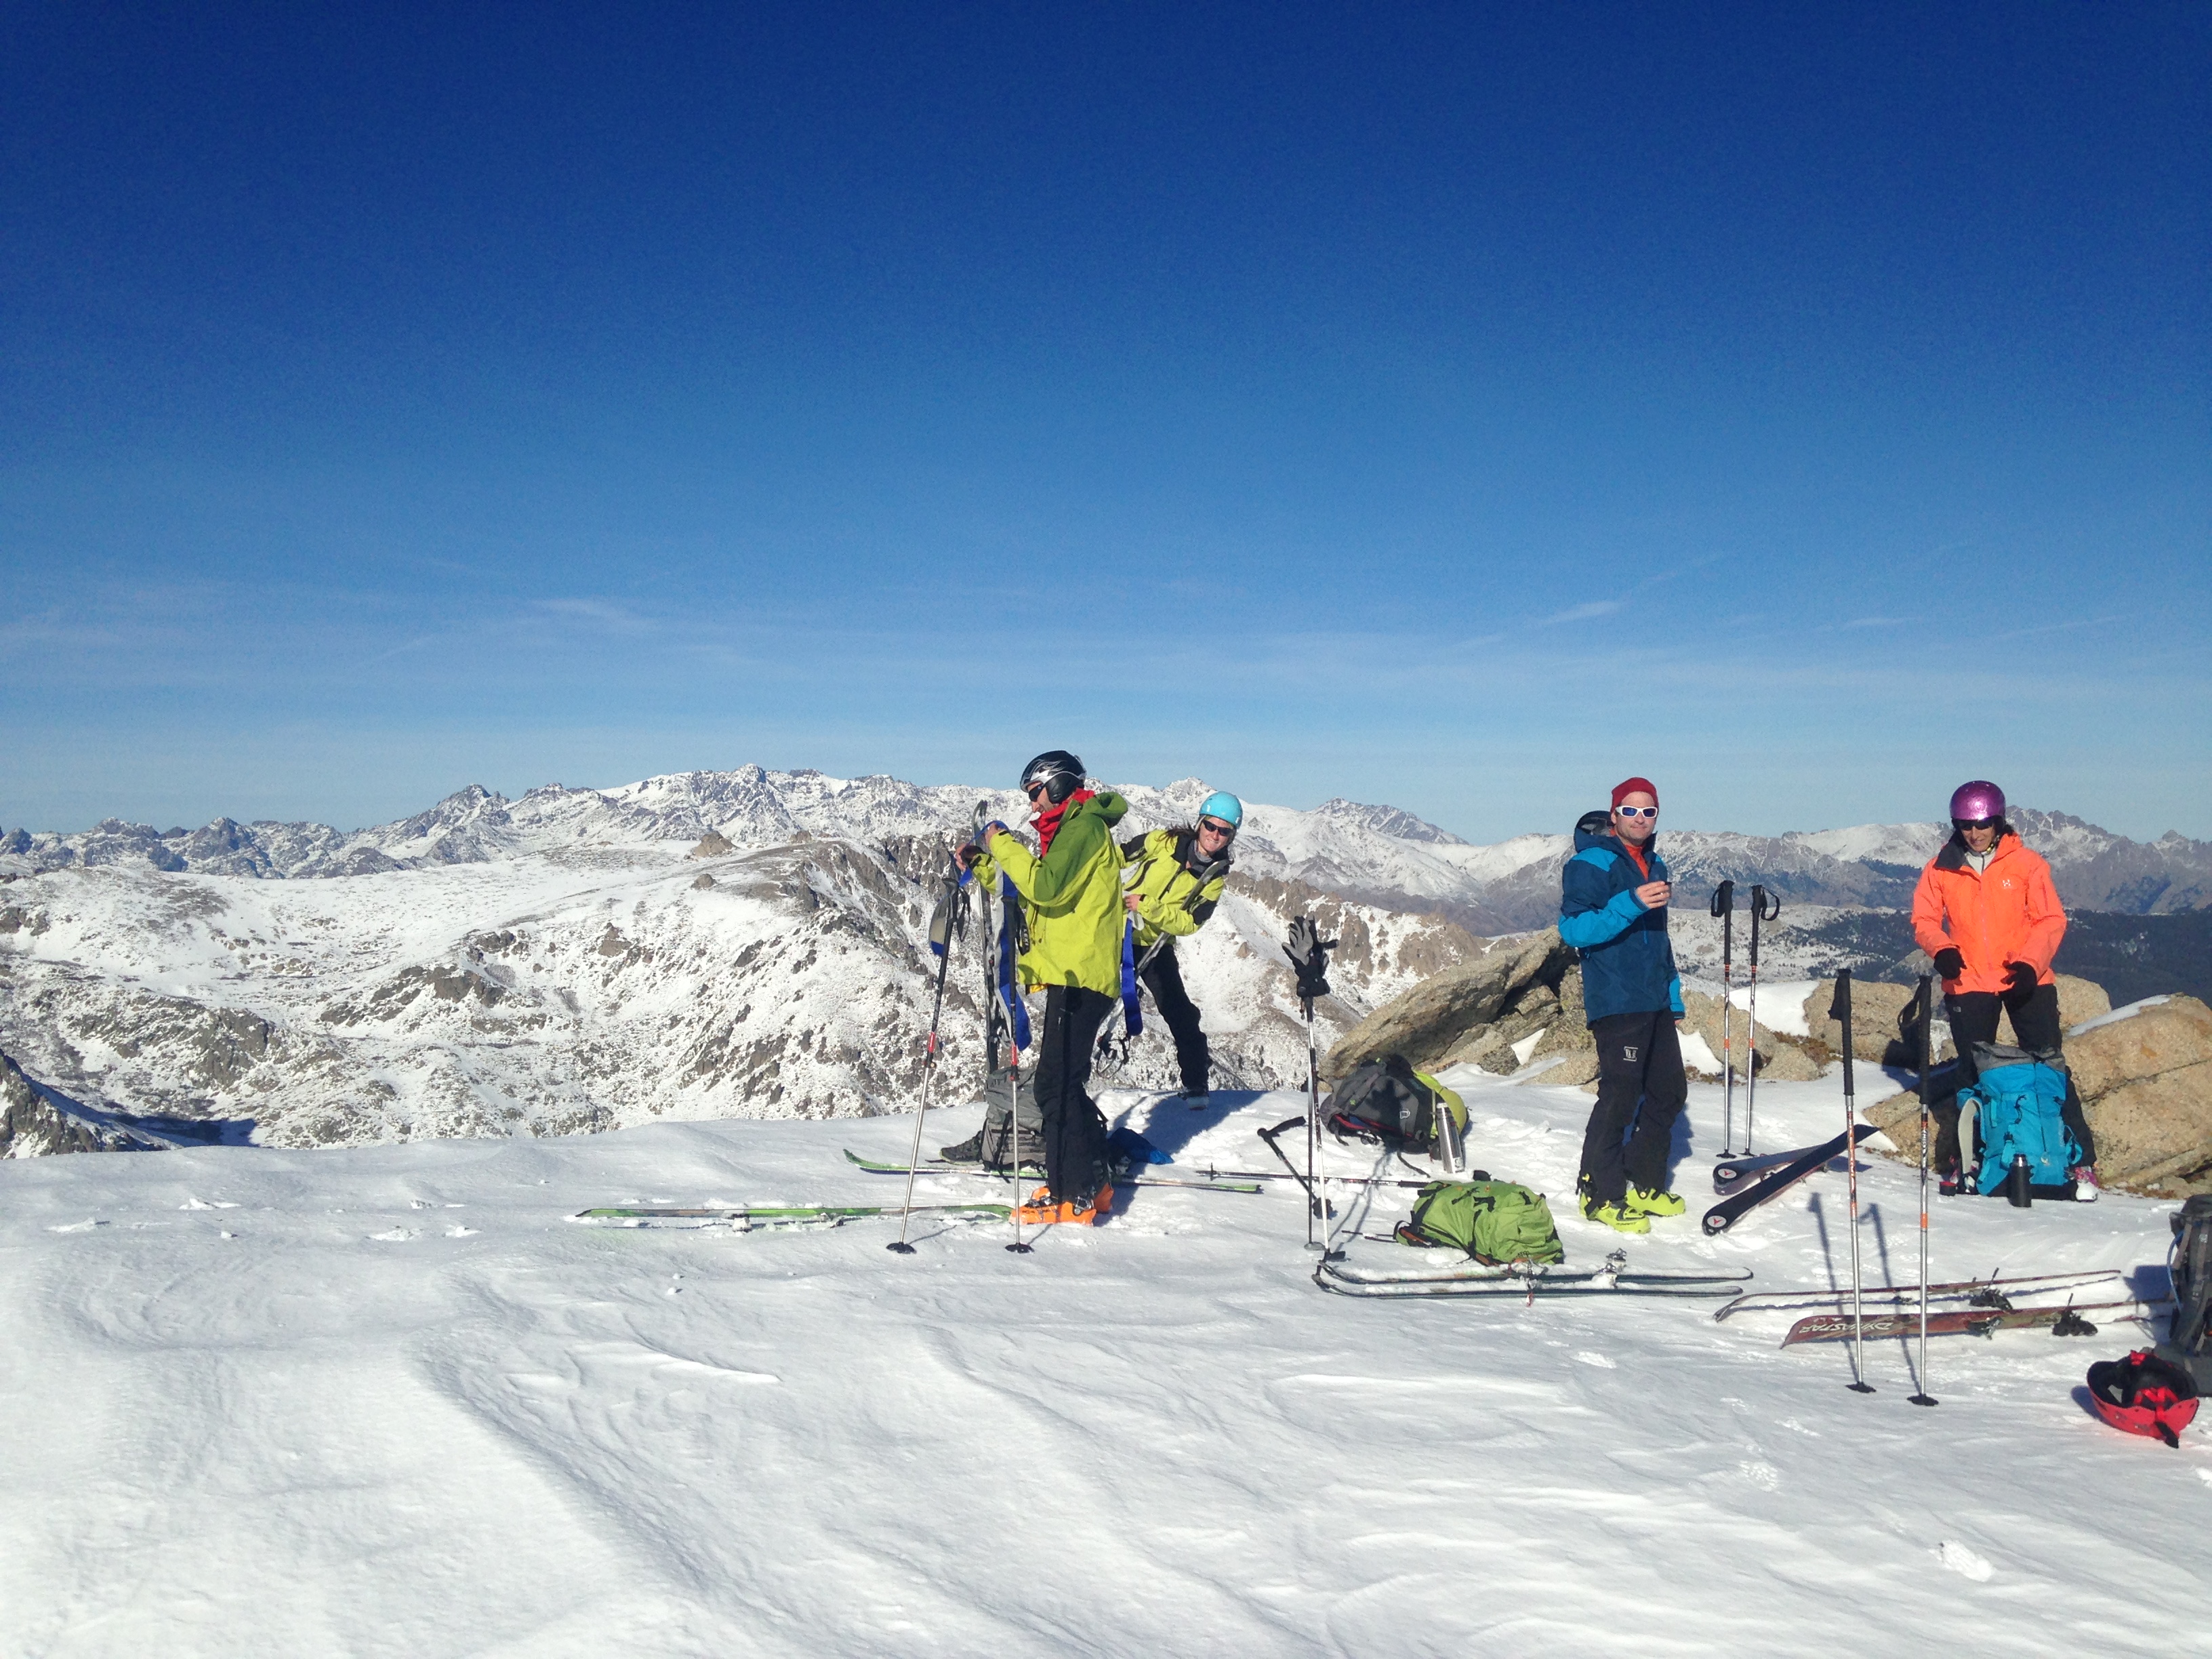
top-left (1015, 1181), bottom-right (1114, 1225)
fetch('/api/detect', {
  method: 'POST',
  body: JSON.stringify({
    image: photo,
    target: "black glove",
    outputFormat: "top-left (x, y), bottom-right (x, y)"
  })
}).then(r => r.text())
top-left (2005, 960), bottom-right (2039, 996)
top-left (1283, 916), bottom-right (1336, 1002)
top-left (1931, 947), bottom-right (1964, 981)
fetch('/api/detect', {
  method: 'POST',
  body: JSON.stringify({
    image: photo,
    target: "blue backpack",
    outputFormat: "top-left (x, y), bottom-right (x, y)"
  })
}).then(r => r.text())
top-left (1961, 1044), bottom-right (2082, 1195)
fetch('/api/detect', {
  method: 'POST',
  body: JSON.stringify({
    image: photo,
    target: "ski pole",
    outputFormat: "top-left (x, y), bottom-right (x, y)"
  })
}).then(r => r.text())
top-left (1909, 972), bottom-right (1938, 1407)
top-left (1283, 918), bottom-right (1336, 1252)
top-left (1303, 995), bottom-right (1323, 1250)
top-left (1711, 880), bottom-right (1736, 1155)
top-left (1742, 884), bottom-right (1780, 1155)
top-left (888, 865), bottom-right (968, 1254)
top-left (989, 877), bottom-right (1033, 1258)
top-left (1830, 970), bottom-right (1873, 1392)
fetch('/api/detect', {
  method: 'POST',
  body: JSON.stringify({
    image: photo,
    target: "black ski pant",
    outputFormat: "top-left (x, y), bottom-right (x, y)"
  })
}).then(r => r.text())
top-left (1578, 1010), bottom-right (1688, 1206)
top-left (1936, 984), bottom-right (2096, 1170)
top-left (1139, 943), bottom-right (1210, 1095)
top-left (1036, 984), bottom-right (1115, 1203)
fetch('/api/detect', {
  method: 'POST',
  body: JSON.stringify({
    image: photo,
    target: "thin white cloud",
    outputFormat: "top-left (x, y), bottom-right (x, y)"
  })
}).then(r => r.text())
top-left (531, 598), bottom-right (658, 636)
top-left (1537, 600), bottom-right (1622, 627)
top-left (1841, 615), bottom-right (1912, 629)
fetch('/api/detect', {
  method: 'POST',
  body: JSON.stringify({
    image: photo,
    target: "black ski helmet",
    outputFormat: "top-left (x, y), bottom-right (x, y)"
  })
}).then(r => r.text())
top-left (1020, 750), bottom-right (1086, 804)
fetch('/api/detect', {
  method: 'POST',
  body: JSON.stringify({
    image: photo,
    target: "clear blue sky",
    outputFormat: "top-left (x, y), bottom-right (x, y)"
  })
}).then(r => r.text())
top-left (3, 3), bottom-right (2205, 843)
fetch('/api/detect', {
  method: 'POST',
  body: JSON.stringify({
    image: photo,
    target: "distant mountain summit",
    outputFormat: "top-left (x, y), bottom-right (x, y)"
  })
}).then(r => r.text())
top-left (4, 773), bottom-right (2207, 918)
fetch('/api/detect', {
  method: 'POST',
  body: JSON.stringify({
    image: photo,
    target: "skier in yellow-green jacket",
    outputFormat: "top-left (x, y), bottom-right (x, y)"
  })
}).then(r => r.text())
top-left (956, 750), bottom-right (1129, 1225)
top-left (1119, 791), bottom-right (1238, 1107)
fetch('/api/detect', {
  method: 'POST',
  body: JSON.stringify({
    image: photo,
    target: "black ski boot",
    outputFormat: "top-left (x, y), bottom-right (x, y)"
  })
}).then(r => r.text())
top-left (941, 1118), bottom-right (1044, 1170)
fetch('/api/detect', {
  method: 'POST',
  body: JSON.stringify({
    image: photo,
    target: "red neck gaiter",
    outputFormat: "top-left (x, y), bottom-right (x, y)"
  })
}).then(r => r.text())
top-left (1033, 788), bottom-right (1094, 856)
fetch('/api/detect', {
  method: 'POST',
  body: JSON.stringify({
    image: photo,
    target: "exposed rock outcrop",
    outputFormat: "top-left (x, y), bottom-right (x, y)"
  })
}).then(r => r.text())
top-left (1, 1049), bottom-right (154, 1157)
top-left (1322, 930), bottom-right (1572, 1080)
top-left (1679, 990), bottom-right (1822, 1082)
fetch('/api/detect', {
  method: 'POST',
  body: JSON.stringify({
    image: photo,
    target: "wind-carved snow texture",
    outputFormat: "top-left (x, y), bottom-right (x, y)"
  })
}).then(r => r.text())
top-left (3, 769), bottom-right (2207, 1154)
top-left (2, 1071), bottom-right (2207, 1654)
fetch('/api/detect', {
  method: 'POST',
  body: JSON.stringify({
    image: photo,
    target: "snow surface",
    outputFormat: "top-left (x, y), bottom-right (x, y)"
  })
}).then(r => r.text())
top-left (1731, 979), bottom-right (1819, 1036)
top-left (3, 1067), bottom-right (2205, 1655)
top-left (2070, 996), bottom-right (2173, 1037)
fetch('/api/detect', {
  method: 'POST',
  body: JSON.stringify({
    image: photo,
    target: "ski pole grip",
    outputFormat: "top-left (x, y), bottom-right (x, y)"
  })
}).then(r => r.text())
top-left (1830, 968), bottom-right (1854, 1096)
top-left (1709, 879), bottom-right (1733, 919)
top-left (1914, 973), bottom-right (1934, 1108)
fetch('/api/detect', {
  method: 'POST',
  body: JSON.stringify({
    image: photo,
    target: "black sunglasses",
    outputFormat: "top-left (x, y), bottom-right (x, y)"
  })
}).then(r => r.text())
top-left (1198, 817), bottom-right (1237, 837)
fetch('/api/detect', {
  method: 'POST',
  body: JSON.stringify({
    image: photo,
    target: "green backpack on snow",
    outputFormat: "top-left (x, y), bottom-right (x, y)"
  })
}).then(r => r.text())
top-left (1399, 1179), bottom-right (1565, 1266)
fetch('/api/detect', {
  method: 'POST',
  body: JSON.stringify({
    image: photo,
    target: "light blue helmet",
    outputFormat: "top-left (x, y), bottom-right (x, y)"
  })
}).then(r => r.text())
top-left (1198, 791), bottom-right (1243, 830)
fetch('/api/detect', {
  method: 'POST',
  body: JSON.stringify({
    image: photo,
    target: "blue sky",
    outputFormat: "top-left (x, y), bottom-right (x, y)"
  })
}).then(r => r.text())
top-left (3, 3), bottom-right (2205, 843)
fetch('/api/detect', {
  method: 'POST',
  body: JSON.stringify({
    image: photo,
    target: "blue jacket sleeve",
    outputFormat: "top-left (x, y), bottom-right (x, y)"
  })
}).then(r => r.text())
top-left (1559, 853), bottom-right (1645, 949)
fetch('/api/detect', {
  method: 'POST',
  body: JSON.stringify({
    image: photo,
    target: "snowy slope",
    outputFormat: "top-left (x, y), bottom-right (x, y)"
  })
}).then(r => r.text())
top-left (1, 1070), bottom-right (2204, 1656)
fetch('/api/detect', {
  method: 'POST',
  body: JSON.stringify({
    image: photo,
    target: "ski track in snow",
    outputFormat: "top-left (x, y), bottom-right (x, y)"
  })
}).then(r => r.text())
top-left (1, 1069), bottom-right (2206, 1656)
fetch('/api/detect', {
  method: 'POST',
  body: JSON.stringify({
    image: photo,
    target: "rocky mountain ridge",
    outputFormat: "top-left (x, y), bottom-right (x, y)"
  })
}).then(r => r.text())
top-left (5, 768), bottom-right (2208, 1160)
top-left (9, 775), bottom-right (2205, 921)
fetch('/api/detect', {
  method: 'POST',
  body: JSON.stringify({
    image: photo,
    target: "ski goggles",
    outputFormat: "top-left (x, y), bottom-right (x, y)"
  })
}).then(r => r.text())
top-left (1952, 816), bottom-right (1999, 830)
top-left (1613, 805), bottom-right (1658, 820)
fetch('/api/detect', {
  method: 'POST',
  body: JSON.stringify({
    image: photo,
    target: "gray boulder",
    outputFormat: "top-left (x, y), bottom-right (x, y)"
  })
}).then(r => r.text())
top-left (1323, 928), bottom-right (1572, 1079)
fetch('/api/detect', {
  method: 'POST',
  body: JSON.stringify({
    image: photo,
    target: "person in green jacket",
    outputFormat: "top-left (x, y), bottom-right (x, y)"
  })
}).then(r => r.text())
top-left (957, 750), bottom-right (1129, 1225)
top-left (1120, 790), bottom-right (1238, 1106)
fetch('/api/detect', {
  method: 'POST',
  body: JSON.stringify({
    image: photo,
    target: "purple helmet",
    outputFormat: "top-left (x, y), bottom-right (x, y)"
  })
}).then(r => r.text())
top-left (1948, 779), bottom-right (2007, 825)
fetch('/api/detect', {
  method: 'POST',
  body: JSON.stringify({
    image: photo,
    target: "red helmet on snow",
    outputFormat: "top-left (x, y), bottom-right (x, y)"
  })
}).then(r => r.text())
top-left (2086, 1349), bottom-right (2199, 1448)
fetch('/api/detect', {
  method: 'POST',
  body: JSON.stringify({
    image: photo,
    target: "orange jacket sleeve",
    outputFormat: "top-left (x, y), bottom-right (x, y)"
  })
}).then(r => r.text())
top-left (1910, 861), bottom-right (1952, 962)
top-left (2017, 854), bottom-right (2068, 980)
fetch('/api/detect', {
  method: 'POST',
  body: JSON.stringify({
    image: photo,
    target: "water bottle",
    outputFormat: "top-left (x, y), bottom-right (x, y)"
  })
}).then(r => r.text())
top-left (2006, 1153), bottom-right (2033, 1209)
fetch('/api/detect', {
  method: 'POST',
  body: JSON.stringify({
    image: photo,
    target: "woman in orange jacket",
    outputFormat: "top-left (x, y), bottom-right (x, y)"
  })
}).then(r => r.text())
top-left (1910, 779), bottom-right (2099, 1195)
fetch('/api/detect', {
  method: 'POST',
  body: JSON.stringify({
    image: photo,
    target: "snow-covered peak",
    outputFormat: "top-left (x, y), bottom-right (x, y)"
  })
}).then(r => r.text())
top-left (7, 775), bottom-right (2209, 919)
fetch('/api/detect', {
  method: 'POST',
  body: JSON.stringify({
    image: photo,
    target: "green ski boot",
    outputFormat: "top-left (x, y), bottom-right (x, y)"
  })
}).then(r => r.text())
top-left (1581, 1195), bottom-right (1652, 1235)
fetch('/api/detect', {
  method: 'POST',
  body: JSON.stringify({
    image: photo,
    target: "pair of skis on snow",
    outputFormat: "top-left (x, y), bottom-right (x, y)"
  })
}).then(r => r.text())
top-left (1702, 1124), bottom-right (1881, 1235)
top-left (1715, 1268), bottom-right (2152, 1347)
top-left (1314, 1248), bottom-right (1753, 1300)
top-left (568, 1143), bottom-right (1274, 1232)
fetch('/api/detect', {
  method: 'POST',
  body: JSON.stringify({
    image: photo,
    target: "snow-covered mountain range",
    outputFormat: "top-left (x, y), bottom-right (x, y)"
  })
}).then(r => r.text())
top-left (10, 776), bottom-right (2207, 921)
top-left (3, 767), bottom-right (2207, 1155)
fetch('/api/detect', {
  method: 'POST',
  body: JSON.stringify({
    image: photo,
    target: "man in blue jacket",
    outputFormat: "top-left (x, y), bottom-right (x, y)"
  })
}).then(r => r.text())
top-left (1558, 777), bottom-right (1688, 1235)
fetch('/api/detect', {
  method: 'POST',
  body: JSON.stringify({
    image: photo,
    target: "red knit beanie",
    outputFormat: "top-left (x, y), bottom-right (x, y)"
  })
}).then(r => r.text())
top-left (1611, 776), bottom-right (1659, 810)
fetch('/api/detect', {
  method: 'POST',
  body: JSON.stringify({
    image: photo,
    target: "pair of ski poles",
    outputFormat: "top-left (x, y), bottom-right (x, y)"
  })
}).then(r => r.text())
top-left (888, 804), bottom-right (1037, 1257)
top-left (1826, 968), bottom-right (1939, 1405)
top-left (1709, 880), bottom-right (1780, 1158)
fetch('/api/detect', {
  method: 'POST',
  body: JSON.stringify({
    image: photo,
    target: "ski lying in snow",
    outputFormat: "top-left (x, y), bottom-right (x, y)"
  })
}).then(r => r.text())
top-left (1318, 1265), bottom-right (1752, 1292)
top-left (840, 1149), bottom-right (1261, 1193)
top-left (1713, 1136), bottom-right (1861, 1195)
top-left (1191, 1166), bottom-right (1436, 1189)
top-left (1713, 1269), bottom-right (2121, 1321)
top-left (1780, 1299), bottom-right (2156, 1347)
top-left (571, 1203), bottom-right (1011, 1230)
top-left (1317, 1261), bottom-right (1750, 1300)
top-left (1702, 1125), bottom-right (1879, 1235)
